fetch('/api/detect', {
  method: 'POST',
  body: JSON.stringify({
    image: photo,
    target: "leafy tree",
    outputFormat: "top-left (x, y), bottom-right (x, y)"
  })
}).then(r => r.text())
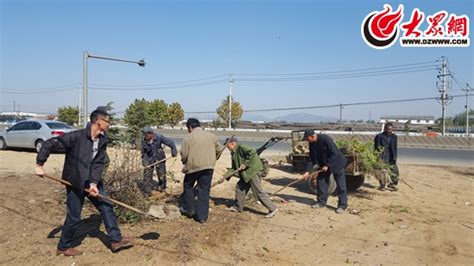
top-left (436, 117), bottom-right (452, 126)
top-left (57, 106), bottom-right (79, 126)
top-left (452, 109), bottom-right (474, 126)
top-left (124, 99), bottom-right (153, 146)
top-left (166, 102), bottom-right (184, 127)
top-left (101, 102), bottom-right (120, 145)
top-left (216, 96), bottom-right (243, 128)
top-left (148, 99), bottom-right (168, 127)
top-left (212, 118), bottom-right (222, 129)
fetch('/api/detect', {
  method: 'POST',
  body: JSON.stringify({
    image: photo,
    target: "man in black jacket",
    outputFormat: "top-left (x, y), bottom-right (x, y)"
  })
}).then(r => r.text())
top-left (302, 129), bottom-right (348, 214)
top-left (141, 127), bottom-right (177, 194)
top-left (374, 122), bottom-right (399, 191)
top-left (35, 108), bottom-right (133, 256)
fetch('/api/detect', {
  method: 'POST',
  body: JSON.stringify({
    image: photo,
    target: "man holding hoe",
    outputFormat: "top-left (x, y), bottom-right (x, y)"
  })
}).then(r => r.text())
top-left (35, 107), bottom-right (133, 256)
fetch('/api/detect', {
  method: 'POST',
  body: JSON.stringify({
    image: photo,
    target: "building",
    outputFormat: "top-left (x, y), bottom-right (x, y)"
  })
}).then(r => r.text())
top-left (380, 115), bottom-right (435, 125)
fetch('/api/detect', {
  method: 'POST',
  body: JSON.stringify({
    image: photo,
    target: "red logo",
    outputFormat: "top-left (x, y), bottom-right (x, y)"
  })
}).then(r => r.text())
top-left (361, 4), bottom-right (404, 49)
top-left (425, 11), bottom-right (448, 36)
top-left (401, 9), bottom-right (424, 37)
top-left (446, 14), bottom-right (469, 37)
top-left (362, 4), bottom-right (470, 48)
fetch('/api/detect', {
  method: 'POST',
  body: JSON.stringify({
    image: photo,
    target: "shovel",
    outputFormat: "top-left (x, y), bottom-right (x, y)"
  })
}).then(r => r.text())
top-left (131, 157), bottom-right (174, 175)
top-left (43, 174), bottom-right (161, 219)
top-left (270, 170), bottom-right (322, 197)
top-left (211, 166), bottom-right (245, 189)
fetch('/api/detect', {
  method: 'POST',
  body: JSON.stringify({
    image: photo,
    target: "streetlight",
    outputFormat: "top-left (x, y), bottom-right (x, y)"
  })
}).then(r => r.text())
top-left (81, 50), bottom-right (146, 127)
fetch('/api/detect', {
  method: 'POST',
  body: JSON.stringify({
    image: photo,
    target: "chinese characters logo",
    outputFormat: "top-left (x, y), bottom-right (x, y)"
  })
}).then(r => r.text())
top-left (361, 4), bottom-right (470, 49)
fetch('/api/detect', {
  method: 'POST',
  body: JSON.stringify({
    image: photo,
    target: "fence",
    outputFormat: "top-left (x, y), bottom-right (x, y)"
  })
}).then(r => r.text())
top-left (157, 128), bottom-right (473, 150)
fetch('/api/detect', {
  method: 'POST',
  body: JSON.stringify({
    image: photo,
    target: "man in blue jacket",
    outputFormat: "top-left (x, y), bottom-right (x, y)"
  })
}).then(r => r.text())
top-left (141, 127), bottom-right (177, 194)
top-left (35, 108), bottom-right (133, 256)
top-left (374, 122), bottom-right (399, 191)
top-left (302, 129), bottom-right (348, 214)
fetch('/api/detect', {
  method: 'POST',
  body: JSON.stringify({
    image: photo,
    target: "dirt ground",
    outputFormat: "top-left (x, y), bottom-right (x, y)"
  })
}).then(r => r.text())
top-left (0, 148), bottom-right (473, 265)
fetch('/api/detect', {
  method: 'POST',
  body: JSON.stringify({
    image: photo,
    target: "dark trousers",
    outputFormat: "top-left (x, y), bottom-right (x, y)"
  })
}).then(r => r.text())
top-left (155, 149), bottom-right (167, 188)
top-left (58, 183), bottom-right (122, 250)
top-left (317, 169), bottom-right (348, 209)
top-left (143, 163), bottom-right (166, 189)
top-left (183, 169), bottom-right (213, 221)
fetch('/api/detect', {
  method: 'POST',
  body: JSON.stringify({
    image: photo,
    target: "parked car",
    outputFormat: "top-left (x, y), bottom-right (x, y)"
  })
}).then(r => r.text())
top-left (0, 120), bottom-right (75, 152)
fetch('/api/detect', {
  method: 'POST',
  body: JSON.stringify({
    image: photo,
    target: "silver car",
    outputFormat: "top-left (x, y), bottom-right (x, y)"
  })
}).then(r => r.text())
top-left (0, 120), bottom-right (75, 152)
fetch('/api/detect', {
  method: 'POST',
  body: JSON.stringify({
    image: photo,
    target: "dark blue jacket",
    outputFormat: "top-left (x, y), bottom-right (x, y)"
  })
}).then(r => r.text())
top-left (374, 132), bottom-right (398, 164)
top-left (141, 133), bottom-right (177, 164)
top-left (306, 134), bottom-right (347, 173)
top-left (36, 124), bottom-right (107, 190)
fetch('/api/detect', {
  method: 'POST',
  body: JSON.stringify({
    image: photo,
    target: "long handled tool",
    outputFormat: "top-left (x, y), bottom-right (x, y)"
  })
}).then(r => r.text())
top-left (43, 174), bottom-right (158, 218)
top-left (215, 135), bottom-right (234, 160)
top-left (211, 166), bottom-right (245, 188)
top-left (134, 157), bottom-right (174, 174)
top-left (270, 170), bottom-right (322, 197)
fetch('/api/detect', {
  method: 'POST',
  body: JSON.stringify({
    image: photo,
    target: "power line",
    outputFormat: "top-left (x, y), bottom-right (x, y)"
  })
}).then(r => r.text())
top-left (89, 74), bottom-right (228, 88)
top-left (0, 87), bottom-right (80, 94)
top-left (0, 61), bottom-right (440, 93)
top-left (234, 60), bottom-right (436, 76)
top-left (185, 94), bottom-right (473, 114)
top-left (235, 67), bottom-right (436, 82)
top-left (0, 83), bottom-right (79, 93)
top-left (88, 79), bottom-right (227, 91)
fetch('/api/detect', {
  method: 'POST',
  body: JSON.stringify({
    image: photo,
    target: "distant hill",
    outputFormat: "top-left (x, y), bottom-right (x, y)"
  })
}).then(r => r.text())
top-left (241, 113), bottom-right (270, 122)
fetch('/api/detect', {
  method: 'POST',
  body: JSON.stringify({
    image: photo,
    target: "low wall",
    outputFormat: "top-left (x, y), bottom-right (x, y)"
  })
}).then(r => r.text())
top-left (156, 128), bottom-right (473, 150)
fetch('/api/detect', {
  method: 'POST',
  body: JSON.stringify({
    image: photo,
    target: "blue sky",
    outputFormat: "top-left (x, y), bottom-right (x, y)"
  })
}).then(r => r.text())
top-left (1, 0), bottom-right (472, 121)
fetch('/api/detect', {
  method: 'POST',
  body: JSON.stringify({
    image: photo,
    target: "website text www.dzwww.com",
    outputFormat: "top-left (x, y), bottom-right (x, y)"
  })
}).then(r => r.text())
top-left (400, 38), bottom-right (470, 47)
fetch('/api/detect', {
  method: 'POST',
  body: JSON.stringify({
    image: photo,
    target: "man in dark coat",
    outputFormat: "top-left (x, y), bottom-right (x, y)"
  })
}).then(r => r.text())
top-left (374, 122), bottom-right (399, 191)
top-left (35, 108), bottom-right (133, 256)
top-left (302, 129), bottom-right (348, 214)
top-left (141, 127), bottom-right (177, 194)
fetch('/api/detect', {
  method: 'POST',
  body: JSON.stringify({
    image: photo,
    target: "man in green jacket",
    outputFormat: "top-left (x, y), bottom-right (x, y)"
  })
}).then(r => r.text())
top-left (224, 137), bottom-right (277, 218)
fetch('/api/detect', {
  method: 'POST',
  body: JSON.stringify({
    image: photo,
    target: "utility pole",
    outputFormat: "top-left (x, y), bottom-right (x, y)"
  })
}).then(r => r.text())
top-left (339, 103), bottom-right (343, 131)
top-left (463, 83), bottom-right (471, 137)
top-left (228, 74), bottom-right (233, 129)
top-left (78, 85), bottom-right (82, 126)
top-left (82, 51), bottom-right (88, 127)
top-left (13, 100), bottom-right (15, 113)
top-left (81, 51), bottom-right (145, 127)
top-left (437, 57), bottom-right (452, 137)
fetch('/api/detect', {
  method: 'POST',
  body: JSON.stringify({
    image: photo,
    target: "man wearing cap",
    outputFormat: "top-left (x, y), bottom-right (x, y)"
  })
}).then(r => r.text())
top-left (224, 137), bottom-right (278, 218)
top-left (141, 127), bottom-right (177, 195)
top-left (302, 129), bottom-right (348, 214)
top-left (180, 118), bottom-right (222, 223)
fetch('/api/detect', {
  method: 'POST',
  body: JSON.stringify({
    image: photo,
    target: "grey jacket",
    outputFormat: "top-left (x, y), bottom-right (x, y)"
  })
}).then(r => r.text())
top-left (181, 127), bottom-right (222, 174)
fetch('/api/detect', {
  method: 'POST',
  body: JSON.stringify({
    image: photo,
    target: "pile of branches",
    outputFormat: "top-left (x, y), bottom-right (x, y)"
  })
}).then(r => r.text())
top-left (103, 145), bottom-right (149, 223)
top-left (335, 138), bottom-right (391, 183)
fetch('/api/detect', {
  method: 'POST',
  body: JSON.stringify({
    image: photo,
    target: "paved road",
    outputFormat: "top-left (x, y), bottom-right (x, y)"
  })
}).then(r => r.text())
top-left (170, 138), bottom-right (473, 167)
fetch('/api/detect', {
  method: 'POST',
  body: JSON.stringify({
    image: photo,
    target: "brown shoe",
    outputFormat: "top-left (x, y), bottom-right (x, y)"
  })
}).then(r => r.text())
top-left (56, 248), bottom-right (83, 256)
top-left (111, 237), bottom-right (134, 253)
